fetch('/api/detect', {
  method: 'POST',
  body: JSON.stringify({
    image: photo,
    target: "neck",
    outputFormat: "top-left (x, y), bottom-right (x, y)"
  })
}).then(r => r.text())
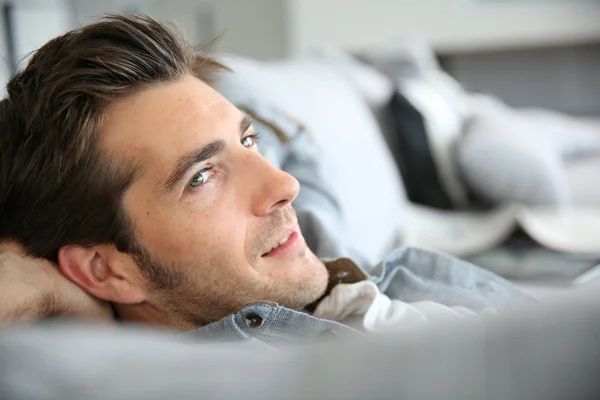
top-left (114, 302), bottom-right (198, 332)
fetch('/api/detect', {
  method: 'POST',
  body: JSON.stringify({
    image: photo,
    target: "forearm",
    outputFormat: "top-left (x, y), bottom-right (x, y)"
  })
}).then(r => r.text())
top-left (0, 242), bottom-right (113, 326)
top-left (0, 277), bottom-right (60, 325)
top-left (0, 288), bottom-right (46, 325)
top-left (0, 248), bottom-right (57, 325)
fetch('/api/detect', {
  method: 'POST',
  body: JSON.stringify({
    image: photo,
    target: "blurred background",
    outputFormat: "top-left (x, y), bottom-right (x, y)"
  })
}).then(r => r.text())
top-left (2, 0), bottom-right (600, 295)
top-left (2, 0), bottom-right (600, 115)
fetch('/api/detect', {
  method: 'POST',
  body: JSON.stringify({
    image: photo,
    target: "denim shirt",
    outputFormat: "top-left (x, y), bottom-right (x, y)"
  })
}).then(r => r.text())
top-left (182, 247), bottom-right (531, 346)
top-left (181, 94), bottom-right (532, 347)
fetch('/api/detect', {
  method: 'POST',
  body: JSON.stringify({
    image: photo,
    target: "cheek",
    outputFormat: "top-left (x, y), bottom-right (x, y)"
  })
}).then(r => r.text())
top-left (138, 193), bottom-right (250, 263)
top-left (193, 197), bottom-right (249, 259)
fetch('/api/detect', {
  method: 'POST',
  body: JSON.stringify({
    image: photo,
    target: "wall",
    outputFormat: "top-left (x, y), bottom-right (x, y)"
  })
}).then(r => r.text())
top-left (71, 0), bottom-right (211, 44)
top-left (71, 0), bottom-right (289, 59)
top-left (287, 0), bottom-right (600, 116)
top-left (0, 1), bottom-right (9, 91)
top-left (12, 0), bottom-right (71, 66)
top-left (211, 0), bottom-right (288, 59)
top-left (3, 0), bottom-right (599, 114)
top-left (288, 0), bottom-right (600, 55)
top-left (442, 43), bottom-right (600, 116)
top-left (1, 0), bottom-right (290, 89)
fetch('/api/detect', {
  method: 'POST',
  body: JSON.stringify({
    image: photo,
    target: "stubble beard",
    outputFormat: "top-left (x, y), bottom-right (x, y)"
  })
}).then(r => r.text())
top-left (129, 238), bottom-right (328, 329)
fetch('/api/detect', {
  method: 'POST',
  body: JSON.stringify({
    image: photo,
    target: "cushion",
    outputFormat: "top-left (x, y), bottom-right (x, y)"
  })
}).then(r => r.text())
top-left (310, 46), bottom-right (395, 109)
top-left (458, 104), bottom-right (600, 207)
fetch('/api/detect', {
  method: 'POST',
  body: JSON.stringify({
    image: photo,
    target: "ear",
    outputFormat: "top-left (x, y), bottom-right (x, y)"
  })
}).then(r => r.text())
top-left (58, 244), bottom-right (147, 304)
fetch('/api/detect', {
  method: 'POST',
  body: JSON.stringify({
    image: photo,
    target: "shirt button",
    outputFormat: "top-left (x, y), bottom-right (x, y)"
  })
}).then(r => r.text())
top-left (319, 329), bottom-right (338, 341)
top-left (336, 271), bottom-right (350, 279)
top-left (245, 313), bottom-right (264, 329)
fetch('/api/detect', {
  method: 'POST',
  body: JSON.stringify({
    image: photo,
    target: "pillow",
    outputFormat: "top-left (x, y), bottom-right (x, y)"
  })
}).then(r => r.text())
top-left (215, 56), bottom-right (408, 266)
top-left (364, 40), bottom-right (471, 209)
top-left (458, 104), bottom-right (600, 207)
top-left (310, 46), bottom-right (395, 109)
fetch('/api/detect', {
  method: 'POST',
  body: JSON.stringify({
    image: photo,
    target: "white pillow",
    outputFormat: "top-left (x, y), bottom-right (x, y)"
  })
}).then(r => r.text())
top-left (310, 46), bottom-right (395, 109)
top-left (459, 105), bottom-right (600, 207)
top-left (217, 56), bottom-right (408, 265)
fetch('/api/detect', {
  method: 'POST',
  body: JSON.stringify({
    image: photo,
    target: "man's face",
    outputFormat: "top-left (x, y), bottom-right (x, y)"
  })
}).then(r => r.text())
top-left (100, 74), bottom-right (328, 327)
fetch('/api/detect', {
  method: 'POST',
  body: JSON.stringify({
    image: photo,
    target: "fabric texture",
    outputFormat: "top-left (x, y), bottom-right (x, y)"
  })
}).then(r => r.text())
top-left (313, 280), bottom-right (496, 333)
top-left (459, 103), bottom-right (600, 207)
top-left (310, 46), bottom-right (395, 109)
top-left (2, 291), bottom-right (599, 400)
top-left (388, 91), bottom-right (455, 209)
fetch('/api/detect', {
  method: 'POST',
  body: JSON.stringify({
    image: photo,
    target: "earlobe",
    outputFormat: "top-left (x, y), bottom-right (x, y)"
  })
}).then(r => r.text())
top-left (58, 245), bottom-right (146, 304)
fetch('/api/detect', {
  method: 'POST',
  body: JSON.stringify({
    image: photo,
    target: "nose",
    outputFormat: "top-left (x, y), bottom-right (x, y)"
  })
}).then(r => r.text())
top-left (246, 152), bottom-right (300, 216)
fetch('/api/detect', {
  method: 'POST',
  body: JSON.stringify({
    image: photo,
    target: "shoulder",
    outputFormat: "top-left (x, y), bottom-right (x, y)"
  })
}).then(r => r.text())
top-left (370, 246), bottom-right (534, 309)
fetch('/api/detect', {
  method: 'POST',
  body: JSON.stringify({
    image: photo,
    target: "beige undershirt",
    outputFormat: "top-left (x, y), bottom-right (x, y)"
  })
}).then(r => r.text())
top-left (313, 280), bottom-right (497, 332)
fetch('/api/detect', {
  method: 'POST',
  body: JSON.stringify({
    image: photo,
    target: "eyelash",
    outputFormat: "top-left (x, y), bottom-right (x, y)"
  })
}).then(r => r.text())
top-left (187, 132), bottom-right (261, 191)
top-left (244, 132), bottom-right (261, 147)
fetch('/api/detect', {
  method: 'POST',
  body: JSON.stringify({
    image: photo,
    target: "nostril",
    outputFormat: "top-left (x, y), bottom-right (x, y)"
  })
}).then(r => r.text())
top-left (274, 198), bottom-right (290, 208)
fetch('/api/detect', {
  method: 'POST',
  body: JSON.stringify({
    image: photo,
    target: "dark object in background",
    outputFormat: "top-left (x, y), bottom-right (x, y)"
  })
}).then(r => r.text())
top-left (2, 1), bottom-right (16, 75)
top-left (387, 92), bottom-right (454, 209)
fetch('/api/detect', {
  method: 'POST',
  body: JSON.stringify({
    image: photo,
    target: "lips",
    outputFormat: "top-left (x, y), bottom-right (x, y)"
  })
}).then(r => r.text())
top-left (261, 229), bottom-right (302, 258)
top-left (267, 233), bottom-right (292, 253)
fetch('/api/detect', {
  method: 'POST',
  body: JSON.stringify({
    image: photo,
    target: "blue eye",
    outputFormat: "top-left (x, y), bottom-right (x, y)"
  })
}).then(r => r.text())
top-left (241, 132), bottom-right (260, 148)
top-left (189, 168), bottom-right (213, 188)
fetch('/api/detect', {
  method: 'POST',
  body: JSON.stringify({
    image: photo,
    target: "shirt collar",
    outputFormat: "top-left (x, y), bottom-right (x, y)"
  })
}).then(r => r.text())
top-left (304, 257), bottom-right (368, 313)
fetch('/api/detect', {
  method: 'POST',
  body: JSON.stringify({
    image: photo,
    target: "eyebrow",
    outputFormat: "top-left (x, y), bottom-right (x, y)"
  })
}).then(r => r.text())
top-left (162, 113), bottom-right (254, 193)
top-left (240, 113), bottom-right (253, 137)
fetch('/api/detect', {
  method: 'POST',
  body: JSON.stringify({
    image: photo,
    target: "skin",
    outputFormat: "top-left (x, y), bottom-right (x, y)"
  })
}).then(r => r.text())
top-left (0, 242), bottom-right (113, 324)
top-left (55, 74), bottom-right (329, 330)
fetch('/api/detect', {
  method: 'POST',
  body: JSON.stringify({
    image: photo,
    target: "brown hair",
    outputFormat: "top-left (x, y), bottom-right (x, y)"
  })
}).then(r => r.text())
top-left (0, 14), bottom-right (226, 263)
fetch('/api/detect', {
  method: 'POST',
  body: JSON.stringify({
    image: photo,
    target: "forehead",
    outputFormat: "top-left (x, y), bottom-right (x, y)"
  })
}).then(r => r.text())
top-left (100, 74), bottom-right (238, 172)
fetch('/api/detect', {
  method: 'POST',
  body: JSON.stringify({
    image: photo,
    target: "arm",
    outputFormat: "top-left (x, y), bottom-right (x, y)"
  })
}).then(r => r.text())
top-left (370, 246), bottom-right (533, 310)
top-left (0, 242), bottom-right (113, 325)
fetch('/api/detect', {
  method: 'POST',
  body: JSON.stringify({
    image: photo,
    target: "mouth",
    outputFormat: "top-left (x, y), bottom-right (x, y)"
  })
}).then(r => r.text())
top-left (261, 230), bottom-right (303, 258)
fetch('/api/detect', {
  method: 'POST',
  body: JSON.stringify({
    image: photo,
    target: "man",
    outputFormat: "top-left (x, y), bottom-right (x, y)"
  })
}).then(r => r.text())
top-left (0, 15), bottom-right (529, 341)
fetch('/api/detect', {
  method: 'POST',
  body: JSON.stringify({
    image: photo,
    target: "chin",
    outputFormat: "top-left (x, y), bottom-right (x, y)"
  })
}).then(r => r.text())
top-left (300, 254), bottom-right (330, 301)
top-left (313, 257), bottom-right (329, 290)
top-left (271, 257), bottom-right (326, 310)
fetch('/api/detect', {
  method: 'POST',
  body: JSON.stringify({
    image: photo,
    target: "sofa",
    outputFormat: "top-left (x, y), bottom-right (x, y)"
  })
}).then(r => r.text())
top-left (2, 42), bottom-right (600, 400)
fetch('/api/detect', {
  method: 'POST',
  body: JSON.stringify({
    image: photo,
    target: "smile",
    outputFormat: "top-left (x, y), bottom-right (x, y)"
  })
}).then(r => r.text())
top-left (270, 233), bottom-right (292, 252)
top-left (262, 230), bottom-right (303, 258)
